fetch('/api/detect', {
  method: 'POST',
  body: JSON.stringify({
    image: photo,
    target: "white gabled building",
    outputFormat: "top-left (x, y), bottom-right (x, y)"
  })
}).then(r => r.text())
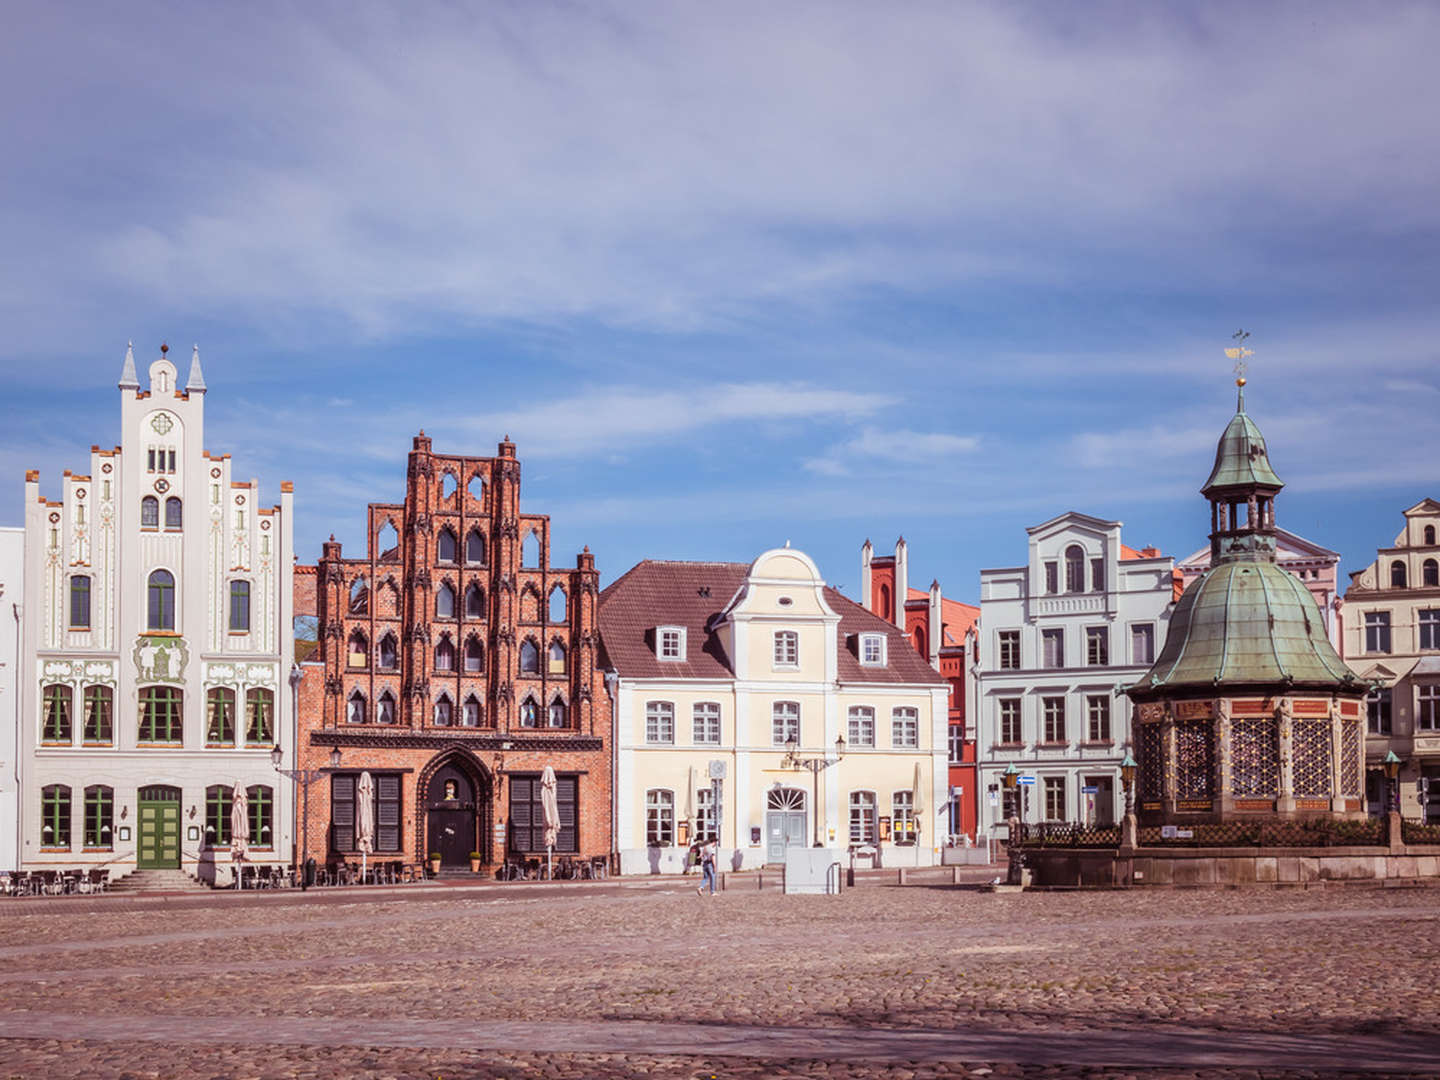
top-left (973, 512), bottom-right (1178, 836)
top-left (19, 344), bottom-right (294, 881)
top-left (1, 527), bottom-right (22, 872)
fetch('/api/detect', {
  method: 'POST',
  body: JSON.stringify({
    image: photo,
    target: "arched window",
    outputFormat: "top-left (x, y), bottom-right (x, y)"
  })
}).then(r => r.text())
top-left (462, 694), bottom-right (482, 727)
top-left (138, 686), bottom-right (182, 742)
top-left (521, 531), bottom-right (540, 568)
top-left (41, 784), bottom-right (71, 849)
top-left (164, 496), bottom-right (182, 530)
top-left (879, 583), bottom-right (892, 621)
top-left (246, 688), bottom-right (273, 743)
top-left (378, 632), bottom-right (398, 670)
top-left (42, 684), bottom-right (72, 743)
top-left (377, 520), bottom-right (399, 559)
top-left (377, 579), bottom-right (400, 616)
top-left (433, 693), bottom-right (453, 726)
top-left (467, 473), bottom-right (485, 502)
top-left (206, 687), bottom-right (236, 746)
top-left (436, 582), bottom-right (456, 618)
top-left (147, 569), bottom-right (175, 630)
top-left (465, 583), bottom-right (485, 619)
top-left (913, 626), bottom-right (927, 657)
top-left (347, 690), bottom-right (367, 724)
top-left (141, 496), bottom-right (159, 530)
top-left (1426, 559), bottom-right (1439, 588)
top-left (520, 586), bottom-right (541, 622)
top-left (1392, 560), bottom-right (1408, 588)
top-left (83, 685), bottom-right (113, 744)
top-left (246, 785), bottom-right (273, 847)
top-left (377, 690), bottom-right (396, 724)
top-left (519, 639), bottom-right (539, 673)
top-left (464, 635), bottom-right (484, 672)
top-left (548, 586), bottom-right (567, 624)
top-left (206, 785), bottom-right (232, 846)
top-left (1427, 525), bottom-right (1437, 546)
top-left (436, 528), bottom-right (457, 563)
top-left (548, 640), bottom-right (567, 674)
top-left (347, 629), bottom-right (369, 668)
top-left (466, 528), bottom-right (486, 564)
top-left (1065, 545), bottom-right (1085, 593)
top-left (548, 697), bottom-right (568, 728)
top-left (229, 580), bottom-right (251, 632)
top-left (69, 575), bottom-right (91, 629)
top-left (645, 789), bottom-right (674, 846)
top-left (434, 635), bottom-right (455, 671)
top-left (441, 472), bottom-right (458, 500)
top-left (519, 696), bottom-right (539, 728)
top-left (349, 577), bottom-right (369, 615)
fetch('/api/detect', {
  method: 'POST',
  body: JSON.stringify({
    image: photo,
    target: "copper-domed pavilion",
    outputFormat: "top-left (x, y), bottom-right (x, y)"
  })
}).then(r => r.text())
top-left (1125, 377), bottom-right (1368, 824)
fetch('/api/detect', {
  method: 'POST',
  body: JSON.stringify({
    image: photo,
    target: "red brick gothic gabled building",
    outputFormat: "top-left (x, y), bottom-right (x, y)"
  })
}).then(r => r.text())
top-left (294, 433), bottom-right (611, 873)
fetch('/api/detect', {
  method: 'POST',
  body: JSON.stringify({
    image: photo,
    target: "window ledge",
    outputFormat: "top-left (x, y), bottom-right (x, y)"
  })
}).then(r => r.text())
top-left (993, 741), bottom-right (1024, 749)
top-left (206, 743), bottom-right (237, 750)
top-left (82, 847), bottom-right (114, 854)
top-left (39, 848), bottom-right (71, 853)
top-left (1079, 741), bottom-right (1115, 748)
top-left (138, 741), bottom-right (184, 747)
top-left (1037, 741), bottom-right (1070, 748)
top-left (82, 741), bottom-right (113, 748)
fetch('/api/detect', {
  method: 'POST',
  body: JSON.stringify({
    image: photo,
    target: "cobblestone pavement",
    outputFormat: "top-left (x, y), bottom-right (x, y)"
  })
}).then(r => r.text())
top-left (1, 878), bottom-right (1438, 1078)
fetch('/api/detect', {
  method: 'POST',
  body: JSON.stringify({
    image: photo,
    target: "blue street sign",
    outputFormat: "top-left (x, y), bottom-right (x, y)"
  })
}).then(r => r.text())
top-left (1081, 785), bottom-right (1098, 794)
top-left (1017, 776), bottom-right (1036, 786)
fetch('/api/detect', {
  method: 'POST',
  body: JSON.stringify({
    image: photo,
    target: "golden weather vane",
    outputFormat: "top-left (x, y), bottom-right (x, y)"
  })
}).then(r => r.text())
top-left (1224, 329), bottom-right (1253, 385)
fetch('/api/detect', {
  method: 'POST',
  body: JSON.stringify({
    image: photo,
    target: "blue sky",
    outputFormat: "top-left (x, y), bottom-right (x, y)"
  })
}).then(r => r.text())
top-left (4, 2), bottom-right (1439, 599)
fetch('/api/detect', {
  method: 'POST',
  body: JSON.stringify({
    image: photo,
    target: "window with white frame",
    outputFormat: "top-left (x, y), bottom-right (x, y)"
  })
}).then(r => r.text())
top-left (948, 724), bottom-right (964, 764)
top-left (1085, 626), bottom-right (1108, 666)
top-left (998, 698), bottom-right (1021, 744)
top-left (645, 789), bottom-right (674, 846)
top-left (1421, 609), bottom-right (1440, 651)
top-left (1419, 686), bottom-right (1440, 732)
top-left (1042, 696), bottom-right (1066, 743)
top-left (860, 633), bottom-right (886, 666)
top-left (998, 630), bottom-right (1020, 670)
top-left (1365, 611), bottom-right (1392, 654)
top-left (847, 706), bottom-right (875, 747)
top-left (695, 785), bottom-right (718, 842)
top-left (1042, 628), bottom-right (1064, 668)
top-left (891, 706), bottom-right (918, 748)
top-left (892, 791), bottom-right (916, 843)
top-left (1367, 687), bottom-right (1392, 735)
top-left (1086, 695), bottom-right (1111, 742)
top-left (772, 700), bottom-right (800, 744)
top-left (692, 701), bottom-right (721, 744)
top-left (773, 630), bottom-right (799, 667)
top-left (1044, 775), bottom-right (1066, 821)
top-left (657, 626), bottom-right (686, 661)
top-left (1044, 561), bottom-right (1059, 594)
top-left (849, 790), bottom-right (876, 844)
top-left (645, 701), bottom-right (675, 744)
top-left (1130, 624), bottom-right (1155, 665)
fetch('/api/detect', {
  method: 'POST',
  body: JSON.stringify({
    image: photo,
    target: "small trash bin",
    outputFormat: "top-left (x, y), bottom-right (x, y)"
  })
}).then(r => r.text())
top-left (304, 857), bottom-right (317, 887)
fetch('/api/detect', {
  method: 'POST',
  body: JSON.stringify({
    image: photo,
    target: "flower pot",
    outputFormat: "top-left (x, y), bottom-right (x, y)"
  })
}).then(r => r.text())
top-left (469, 857), bottom-right (481, 873)
top-left (429, 855), bottom-right (441, 876)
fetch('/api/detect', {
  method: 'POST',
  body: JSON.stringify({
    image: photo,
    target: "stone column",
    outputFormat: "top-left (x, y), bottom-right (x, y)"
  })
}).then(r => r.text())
top-left (1161, 704), bottom-right (1178, 819)
top-left (1275, 697), bottom-right (1295, 817)
top-left (1329, 702), bottom-right (1348, 814)
top-left (1214, 699), bottom-right (1234, 817)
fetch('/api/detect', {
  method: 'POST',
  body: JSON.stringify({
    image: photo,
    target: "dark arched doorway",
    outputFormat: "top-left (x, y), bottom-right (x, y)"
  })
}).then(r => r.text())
top-left (426, 762), bottom-right (481, 868)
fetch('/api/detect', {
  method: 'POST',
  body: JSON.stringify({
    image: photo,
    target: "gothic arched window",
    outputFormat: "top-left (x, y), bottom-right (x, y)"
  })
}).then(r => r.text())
top-left (437, 528), bottom-right (457, 563)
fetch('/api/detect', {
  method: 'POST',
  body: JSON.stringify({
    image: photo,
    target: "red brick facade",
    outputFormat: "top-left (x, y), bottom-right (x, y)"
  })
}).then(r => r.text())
top-left (294, 433), bottom-right (612, 874)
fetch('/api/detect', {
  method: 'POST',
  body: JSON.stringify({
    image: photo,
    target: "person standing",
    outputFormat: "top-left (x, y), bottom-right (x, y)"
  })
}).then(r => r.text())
top-left (697, 838), bottom-right (718, 896)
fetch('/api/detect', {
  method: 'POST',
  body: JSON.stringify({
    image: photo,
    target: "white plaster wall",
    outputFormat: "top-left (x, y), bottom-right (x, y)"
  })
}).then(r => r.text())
top-left (0, 528), bottom-right (23, 871)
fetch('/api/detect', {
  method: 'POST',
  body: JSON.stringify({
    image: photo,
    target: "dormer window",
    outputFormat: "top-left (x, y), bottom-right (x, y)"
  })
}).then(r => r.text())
top-left (657, 626), bottom-right (686, 661)
top-left (859, 633), bottom-right (886, 666)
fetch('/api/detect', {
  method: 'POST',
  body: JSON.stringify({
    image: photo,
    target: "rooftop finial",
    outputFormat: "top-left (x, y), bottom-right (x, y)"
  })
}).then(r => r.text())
top-left (185, 343), bottom-right (207, 393)
top-left (1224, 330), bottom-right (1253, 408)
top-left (118, 340), bottom-right (139, 390)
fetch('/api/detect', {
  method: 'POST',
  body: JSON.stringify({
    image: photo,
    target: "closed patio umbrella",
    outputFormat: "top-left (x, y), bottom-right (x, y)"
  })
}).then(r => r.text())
top-left (540, 765), bottom-right (560, 880)
top-left (356, 771), bottom-right (375, 884)
top-left (230, 783), bottom-right (249, 888)
top-left (912, 761), bottom-right (925, 863)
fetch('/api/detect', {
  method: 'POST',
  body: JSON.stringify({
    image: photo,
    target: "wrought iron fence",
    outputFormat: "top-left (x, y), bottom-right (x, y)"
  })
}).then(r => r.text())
top-left (1018, 821), bottom-right (1121, 847)
top-left (1016, 816), bottom-right (1390, 849)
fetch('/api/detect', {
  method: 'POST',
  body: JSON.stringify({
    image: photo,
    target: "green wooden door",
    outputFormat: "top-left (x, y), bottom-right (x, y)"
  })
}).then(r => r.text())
top-left (137, 786), bottom-right (181, 868)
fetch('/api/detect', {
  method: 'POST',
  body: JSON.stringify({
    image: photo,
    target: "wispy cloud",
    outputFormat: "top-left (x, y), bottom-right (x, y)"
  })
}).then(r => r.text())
top-left (804, 426), bottom-right (979, 477)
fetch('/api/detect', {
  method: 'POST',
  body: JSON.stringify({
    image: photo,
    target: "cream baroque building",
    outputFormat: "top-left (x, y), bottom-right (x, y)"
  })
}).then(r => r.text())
top-left (600, 548), bottom-right (948, 874)
top-left (19, 344), bottom-right (294, 879)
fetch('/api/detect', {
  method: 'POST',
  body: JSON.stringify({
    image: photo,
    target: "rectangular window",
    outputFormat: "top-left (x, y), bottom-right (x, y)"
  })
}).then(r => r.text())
top-left (1044, 562), bottom-right (1058, 594)
top-left (246, 689), bottom-right (273, 743)
top-left (645, 701), bottom-right (675, 744)
top-left (229, 581), bottom-right (250, 632)
top-left (206, 688), bottom-right (235, 746)
top-left (41, 786), bottom-right (70, 849)
top-left (70, 576), bottom-right (91, 629)
top-left (860, 633), bottom-right (886, 665)
top-left (1085, 626), bottom-right (1108, 666)
top-left (1421, 609), bottom-right (1440, 651)
top-left (772, 700), bottom-right (800, 745)
top-left (330, 775), bottom-right (354, 852)
top-left (998, 698), bottom-right (1021, 744)
top-left (167, 449), bottom-right (176, 473)
top-left (1042, 628), bottom-right (1064, 668)
top-left (692, 702), bottom-right (721, 744)
top-left (147, 447), bottom-right (156, 473)
top-left (247, 785), bottom-right (273, 848)
top-left (645, 788), bottom-right (674, 847)
top-left (1131, 624), bottom-right (1155, 665)
top-left (1044, 776), bottom-right (1066, 821)
top-left (657, 627), bottom-right (684, 660)
top-left (998, 631), bottom-right (1021, 670)
top-left (773, 630), bottom-right (799, 667)
top-left (1086, 695), bottom-right (1111, 742)
top-left (1367, 688), bottom-right (1392, 735)
top-left (42, 684), bottom-right (72, 743)
top-left (948, 724), bottom-right (965, 764)
top-left (695, 785), bottom-right (718, 843)
top-left (84, 786), bottom-right (113, 849)
top-left (208, 784), bottom-right (234, 847)
top-left (376, 774), bottom-right (403, 851)
top-left (83, 685), bottom-right (113, 744)
top-left (891, 706), bottom-right (918, 748)
top-left (1366, 611), bottom-right (1392, 654)
top-left (892, 791), bottom-right (916, 843)
top-left (849, 791), bottom-right (876, 844)
top-left (1042, 696), bottom-right (1066, 743)
top-left (138, 687), bottom-right (183, 743)
top-left (1420, 686), bottom-right (1440, 732)
top-left (847, 706), bottom-right (875, 747)
top-left (1091, 558), bottom-right (1105, 592)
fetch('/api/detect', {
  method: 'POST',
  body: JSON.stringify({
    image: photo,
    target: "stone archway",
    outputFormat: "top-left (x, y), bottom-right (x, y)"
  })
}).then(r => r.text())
top-left (415, 747), bottom-right (495, 867)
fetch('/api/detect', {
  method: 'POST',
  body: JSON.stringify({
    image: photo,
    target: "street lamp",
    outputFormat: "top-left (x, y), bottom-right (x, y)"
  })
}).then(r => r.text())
top-left (272, 743), bottom-right (341, 889)
top-left (1383, 750), bottom-right (1402, 814)
top-left (781, 734), bottom-right (846, 846)
top-left (1120, 753), bottom-right (1138, 817)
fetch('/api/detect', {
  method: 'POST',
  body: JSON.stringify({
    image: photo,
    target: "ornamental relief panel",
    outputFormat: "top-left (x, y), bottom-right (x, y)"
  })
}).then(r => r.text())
top-left (132, 635), bottom-right (190, 683)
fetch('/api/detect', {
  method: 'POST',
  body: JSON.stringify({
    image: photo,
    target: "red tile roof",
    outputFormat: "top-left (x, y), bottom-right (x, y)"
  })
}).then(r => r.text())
top-left (600, 560), bottom-right (945, 686)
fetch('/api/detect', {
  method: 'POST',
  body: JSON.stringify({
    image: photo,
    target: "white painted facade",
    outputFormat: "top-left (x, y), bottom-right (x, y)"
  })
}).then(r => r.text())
top-left (19, 345), bottom-right (294, 881)
top-left (0, 528), bottom-right (22, 871)
top-left (973, 512), bottom-right (1176, 838)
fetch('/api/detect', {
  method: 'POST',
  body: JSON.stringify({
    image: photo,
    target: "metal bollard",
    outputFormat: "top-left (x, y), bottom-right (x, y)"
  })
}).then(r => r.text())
top-left (897, 867), bottom-right (908, 886)
top-left (951, 865), bottom-right (962, 886)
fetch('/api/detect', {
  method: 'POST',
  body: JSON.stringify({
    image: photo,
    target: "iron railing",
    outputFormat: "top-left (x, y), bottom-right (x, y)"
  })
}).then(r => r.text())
top-left (1016, 816), bottom-right (1391, 849)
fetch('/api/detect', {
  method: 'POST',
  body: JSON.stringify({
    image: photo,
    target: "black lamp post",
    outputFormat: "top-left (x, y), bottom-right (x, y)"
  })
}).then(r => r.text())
top-left (1120, 753), bottom-right (1138, 817)
top-left (272, 742), bottom-right (341, 890)
top-left (1384, 750), bottom-right (1402, 814)
top-left (782, 734), bottom-right (846, 846)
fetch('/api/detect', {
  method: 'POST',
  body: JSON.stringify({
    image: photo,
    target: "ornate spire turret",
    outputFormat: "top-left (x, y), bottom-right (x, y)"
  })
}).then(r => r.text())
top-left (1203, 339), bottom-right (1282, 565)
top-left (185, 344), bottom-right (207, 394)
top-left (118, 341), bottom-right (139, 390)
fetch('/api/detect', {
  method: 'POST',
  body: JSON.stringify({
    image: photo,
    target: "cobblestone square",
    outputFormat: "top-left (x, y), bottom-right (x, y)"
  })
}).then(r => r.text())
top-left (1, 878), bottom-right (1438, 1078)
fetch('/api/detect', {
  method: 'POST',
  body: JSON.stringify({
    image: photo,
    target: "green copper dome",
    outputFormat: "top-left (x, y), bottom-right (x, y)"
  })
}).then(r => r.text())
top-left (1201, 385), bottom-right (1283, 496)
top-left (1129, 559), bottom-right (1360, 699)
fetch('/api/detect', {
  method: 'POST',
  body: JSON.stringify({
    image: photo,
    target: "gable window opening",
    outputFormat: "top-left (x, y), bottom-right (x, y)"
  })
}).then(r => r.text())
top-left (378, 633), bottom-right (399, 670)
top-left (465, 583), bottom-right (486, 619)
top-left (437, 528), bottom-right (457, 564)
top-left (466, 528), bottom-right (486, 565)
top-left (347, 630), bottom-right (369, 669)
top-left (658, 627), bottom-right (685, 661)
top-left (464, 635), bottom-right (484, 672)
top-left (773, 630), bottom-right (799, 668)
top-left (147, 569), bottom-right (175, 631)
top-left (772, 700), bottom-right (800, 745)
top-left (434, 636), bottom-right (455, 672)
top-left (1065, 545), bottom-right (1085, 593)
top-left (141, 496), bottom-right (159, 530)
top-left (548, 640), bottom-right (567, 674)
top-left (860, 633), bottom-right (886, 666)
top-left (519, 639), bottom-right (540, 674)
top-left (436, 582), bottom-right (456, 619)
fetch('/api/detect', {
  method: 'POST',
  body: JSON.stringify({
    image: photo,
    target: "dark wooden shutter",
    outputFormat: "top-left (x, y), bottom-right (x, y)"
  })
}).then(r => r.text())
top-left (331, 775), bottom-right (355, 852)
top-left (557, 776), bottom-right (578, 853)
top-left (510, 777), bottom-right (534, 851)
top-left (376, 774), bottom-right (401, 851)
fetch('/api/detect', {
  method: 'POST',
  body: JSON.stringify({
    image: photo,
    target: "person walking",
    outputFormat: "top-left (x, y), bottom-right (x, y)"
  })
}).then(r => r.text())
top-left (697, 838), bottom-right (718, 896)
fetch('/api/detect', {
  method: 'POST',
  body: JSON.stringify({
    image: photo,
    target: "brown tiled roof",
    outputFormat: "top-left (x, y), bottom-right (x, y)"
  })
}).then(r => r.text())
top-left (599, 560), bottom-right (945, 687)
